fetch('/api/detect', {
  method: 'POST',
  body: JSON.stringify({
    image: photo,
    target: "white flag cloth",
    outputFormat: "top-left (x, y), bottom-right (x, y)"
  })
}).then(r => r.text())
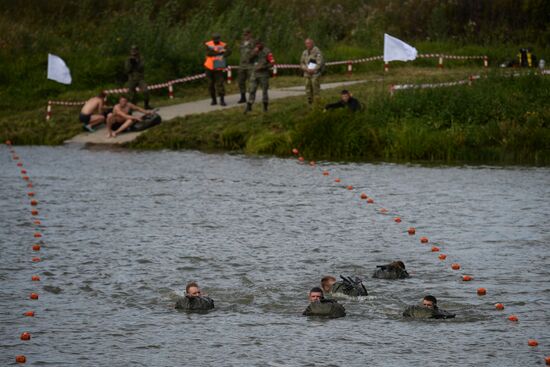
top-left (47, 53), bottom-right (72, 84)
top-left (383, 34), bottom-right (418, 63)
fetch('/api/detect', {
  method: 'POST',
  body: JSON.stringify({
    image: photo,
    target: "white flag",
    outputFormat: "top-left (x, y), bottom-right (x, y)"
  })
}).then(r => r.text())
top-left (47, 53), bottom-right (72, 84)
top-left (383, 34), bottom-right (418, 63)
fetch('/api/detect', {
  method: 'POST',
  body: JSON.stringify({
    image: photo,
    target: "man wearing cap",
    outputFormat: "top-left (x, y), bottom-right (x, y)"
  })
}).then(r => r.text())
top-left (238, 29), bottom-right (255, 104)
top-left (125, 45), bottom-right (152, 109)
top-left (204, 33), bottom-right (232, 106)
top-left (325, 90), bottom-right (362, 112)
top-left (300, 38), bottom-right (324, 105)
top-left (244, 40), bottom-right (274, 114)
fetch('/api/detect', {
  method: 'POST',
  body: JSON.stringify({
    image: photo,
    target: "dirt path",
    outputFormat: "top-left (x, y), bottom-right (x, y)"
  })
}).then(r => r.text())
top-left (65, 80), bottom-right (367, 145)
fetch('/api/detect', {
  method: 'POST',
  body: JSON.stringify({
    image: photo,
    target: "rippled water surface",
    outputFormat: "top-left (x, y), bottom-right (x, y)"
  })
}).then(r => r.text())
top-left (1, 146), bottom-right (549, 366)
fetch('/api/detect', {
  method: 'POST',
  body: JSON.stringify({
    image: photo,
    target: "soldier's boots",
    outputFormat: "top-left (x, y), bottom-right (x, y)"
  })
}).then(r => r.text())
top-left (244, 102), bottom-right (252, 114)
top-left (210, 92), bottom-right (217, 105)
top-left (237, 93), bottom-right (247, 104)
top-left (263, 102), bottom-right (268, 112)
top-left (220, 96), bottom-right (227, 106)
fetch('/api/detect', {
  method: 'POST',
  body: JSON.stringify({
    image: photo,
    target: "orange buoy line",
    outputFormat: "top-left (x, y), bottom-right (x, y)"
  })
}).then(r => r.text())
top-left (4, 142), bottom-right (51, 365)
top-left (289, 147), bottom-right (546, 363)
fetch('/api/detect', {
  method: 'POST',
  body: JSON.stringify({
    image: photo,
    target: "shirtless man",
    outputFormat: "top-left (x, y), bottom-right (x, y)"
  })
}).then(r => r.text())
top-left (106, 95), bottom-right (152, 137)
top-left (80, 92), bottom-right (108, 132)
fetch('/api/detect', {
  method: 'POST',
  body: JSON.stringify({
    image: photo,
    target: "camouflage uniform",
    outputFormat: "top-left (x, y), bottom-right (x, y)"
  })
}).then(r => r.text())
top-left (238, 38), bottom-right (255, 98)
top-left (300, 46), bottom-right (324, 104)
top-left (125, 53), bottom-right (150, 108)
top-left (248, 46), bottom-right (272, 105)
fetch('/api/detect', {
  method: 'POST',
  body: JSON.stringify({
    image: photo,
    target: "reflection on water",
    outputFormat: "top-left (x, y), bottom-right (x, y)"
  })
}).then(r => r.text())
top-left (1, 146), bottom-right (549, 366)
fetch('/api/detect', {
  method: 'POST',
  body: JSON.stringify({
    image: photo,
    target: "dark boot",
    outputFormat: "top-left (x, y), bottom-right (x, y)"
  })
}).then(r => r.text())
top-left (244, 102), bottom-right (252, 114)
top-left (144, 100), bottom-right (154, 110)
top-left (210, 92), bottom-right (217, 105)
top-left (263, 102), bottom-right (268, 112)
top-left (220, 96), bottom-right (226, 106)
top-left (237, 93), bottom-right (247, 104)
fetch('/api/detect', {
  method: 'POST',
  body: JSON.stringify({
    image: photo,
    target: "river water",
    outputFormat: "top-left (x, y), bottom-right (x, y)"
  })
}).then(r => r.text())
top-left (1, 146), bottom-right (549, 366)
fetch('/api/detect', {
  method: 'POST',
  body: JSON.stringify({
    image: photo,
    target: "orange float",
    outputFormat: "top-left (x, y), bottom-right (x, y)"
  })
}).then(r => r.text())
top-left (20, 332), bottom-right (31, 341)
top-left (360, 193), bottom-right (368, 199)
top-left (23, 311), bottom-right (35, 317)
top-left (31, 209), bottom-right (39, 216)
top-left (33, 232), bottom-right (42, 238)
top-left (309, 161), bottom-right (315, 166)
top-left (477, 288), bottom-right (486, 295)
top-left (438, 254), bottom-right (447, 260)
top-left (431, 246), bottom-right (440, 252)
top-left (495, 303), bottom-right (504, 310)
top-left (508, 315), bottom-right (518, 322)
top-left (31, 275), bottom-right (40, 281)
top-left (13, 155), bottom-right (19, 160)
top-left (528, 339), bottom-right (539, 347)
top-left (379, 208), bottom-right (388, 213)
top-left (292, 148), bottom-right (299, 155)
top-left (28, 192), bottom-right (35, 197)
top-left (420, 236), bottom-right (429, 243)
top-left (32, 257), bottom-right (41, 262)
top-left (545, 356), bottom-right (550, 365)
top-left (30, 199), bottom-right (38, 206)
top-left (407, 227), bottom-right (416, 235)
top-left (394, 217), bottom-right (402, 223)
top-left (462, 275), bottom-right (473, 281)
top-left (22, 176), bottom-right (29, 181)
top-left (33, 220), bottom-right (41, 225)
top-left (322, 171), bottom-right (329, 176)
top-left (367, 198), bottom-right (374, 204)
top-left (21, 169), bottom-right (27, 174)
top-left (298, 156), bottom-right (304, 162)
top-left (451, 263), bottom-right (460, 270)
top-left (5, 140), bottom-right (12, 145)
top-left (17, 162), bottom-right (23, 167)
top-left (32, 244), bottom-right (41, 251)
top-left (27, 183), bottom-right (33, 188)
top-left (15, 355), bottom-right (26, 363)
top-left (30, 292), bottom-right (39, 300)
top-left (347, 185), bottom-right (353, 190)
top-left (334, 178), bottom-right (341, 183)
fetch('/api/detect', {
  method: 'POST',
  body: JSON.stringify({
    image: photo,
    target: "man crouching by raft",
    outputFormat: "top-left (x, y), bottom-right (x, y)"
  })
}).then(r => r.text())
top-left (175, 281), bottom-right (214, 312)
top-left (303, 287), bottom-right (346, 318)
top-left (79, 92), bottom-right (110, 132)
top-left (403, 295), bottom-right (455, 319)
top-left (106, 95), bottom-right (152, 138)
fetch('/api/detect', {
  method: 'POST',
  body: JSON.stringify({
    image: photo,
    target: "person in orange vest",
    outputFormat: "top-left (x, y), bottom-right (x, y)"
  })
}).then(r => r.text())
top-left (204, 33), bottom-right (232, 106)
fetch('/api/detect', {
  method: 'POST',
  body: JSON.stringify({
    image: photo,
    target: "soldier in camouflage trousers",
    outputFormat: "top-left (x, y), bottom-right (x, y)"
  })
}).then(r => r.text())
top-left (300, 38), bottom-right (324, 105)
top-left (244, 40), bottom-right (274, 113)
top-left (238, 29), bottom-right (255, 103)
top-left (125, 45), bottom-right (152, 109)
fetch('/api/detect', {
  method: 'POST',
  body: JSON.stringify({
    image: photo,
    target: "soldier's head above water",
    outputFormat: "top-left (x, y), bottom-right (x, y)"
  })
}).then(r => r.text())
top-left (308, 287), bottom-right (324, 302)
top-left (321, 275), bottom-right (336, 293)
top-left (422, 295), bottom-right (437, 309)
top-left (186, 281), bottom-right (202, 298)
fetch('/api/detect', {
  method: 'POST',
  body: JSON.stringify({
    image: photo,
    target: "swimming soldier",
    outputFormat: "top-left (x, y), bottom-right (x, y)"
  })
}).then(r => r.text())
top-left (302, 287), bottom-right (346, 318)
top-left (402, 295), bottom-right (455, 319)
top-left (321, 275), bottom-right (368, 297)
top-left (372, 261), bottom-right (410, 280)
top-left (175, 281), bottom-right (215, 312)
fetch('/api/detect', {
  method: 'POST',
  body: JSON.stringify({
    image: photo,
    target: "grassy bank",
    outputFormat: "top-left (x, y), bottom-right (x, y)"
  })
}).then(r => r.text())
top-left (129, 70), bottom-right (550, 165)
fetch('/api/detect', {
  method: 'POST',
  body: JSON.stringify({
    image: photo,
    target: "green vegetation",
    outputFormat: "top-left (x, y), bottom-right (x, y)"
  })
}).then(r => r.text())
top-left (1, 1), bottom-right (549, 164)
top-left (130, 70), bottom-right (550, 165)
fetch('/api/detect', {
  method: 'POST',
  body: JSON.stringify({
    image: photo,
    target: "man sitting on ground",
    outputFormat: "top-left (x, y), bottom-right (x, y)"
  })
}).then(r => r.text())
top-left (80, 92), bottom-right (109, 132)
top-left (175, 281), bottom-right (215, 312)
top-left (325, 90), bottom-right (362, 112)
top-left (106, 95), bottom-right (152, 138)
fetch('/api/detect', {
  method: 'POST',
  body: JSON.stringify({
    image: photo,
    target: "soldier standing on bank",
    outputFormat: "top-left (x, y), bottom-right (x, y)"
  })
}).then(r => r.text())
top-left (300, 38), bottom-right (324, 105)
top-left (125, 45), bottom-right (152, 109)
top-left (204, 33), bottom-right (232, 106)
top-left (244, 40), bottom-right (275, 114)
top-left (237, 29), bottom-right (255, 104)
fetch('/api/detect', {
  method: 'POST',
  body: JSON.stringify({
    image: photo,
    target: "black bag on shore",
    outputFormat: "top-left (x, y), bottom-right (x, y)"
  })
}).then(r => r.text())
top-left (130, 113), bottom-right (162, 131)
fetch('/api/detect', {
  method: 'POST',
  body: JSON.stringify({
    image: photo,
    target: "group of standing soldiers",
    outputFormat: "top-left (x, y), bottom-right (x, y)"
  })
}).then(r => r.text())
top-left (126, 30), bottom-right (326, 114)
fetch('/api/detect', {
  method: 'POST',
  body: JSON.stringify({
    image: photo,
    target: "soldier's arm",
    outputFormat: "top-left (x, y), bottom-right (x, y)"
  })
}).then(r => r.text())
top-left (206, 45), bottom-right (223, 57)
top-left (224, 45), bottom-right (232, 58)
top-left (300, 51), bottom-right (308, 71)
top-left (124, 59), bottom-right (132, 74)
top-left (314, 50), bottom-right (324, 72)
top-left (128, 103), bottom-right (149, 116)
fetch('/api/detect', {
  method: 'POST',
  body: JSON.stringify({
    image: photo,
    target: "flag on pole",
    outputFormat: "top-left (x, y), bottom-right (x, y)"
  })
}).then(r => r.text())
top-left (47, 53), bottom-right (72, 84)
top-left (383, 34), bottom-right (418, 63)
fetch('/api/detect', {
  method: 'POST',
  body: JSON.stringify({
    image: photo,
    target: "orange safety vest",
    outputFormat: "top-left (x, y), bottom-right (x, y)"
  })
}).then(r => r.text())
top-left (204, 40), bottom-right (227, 70)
